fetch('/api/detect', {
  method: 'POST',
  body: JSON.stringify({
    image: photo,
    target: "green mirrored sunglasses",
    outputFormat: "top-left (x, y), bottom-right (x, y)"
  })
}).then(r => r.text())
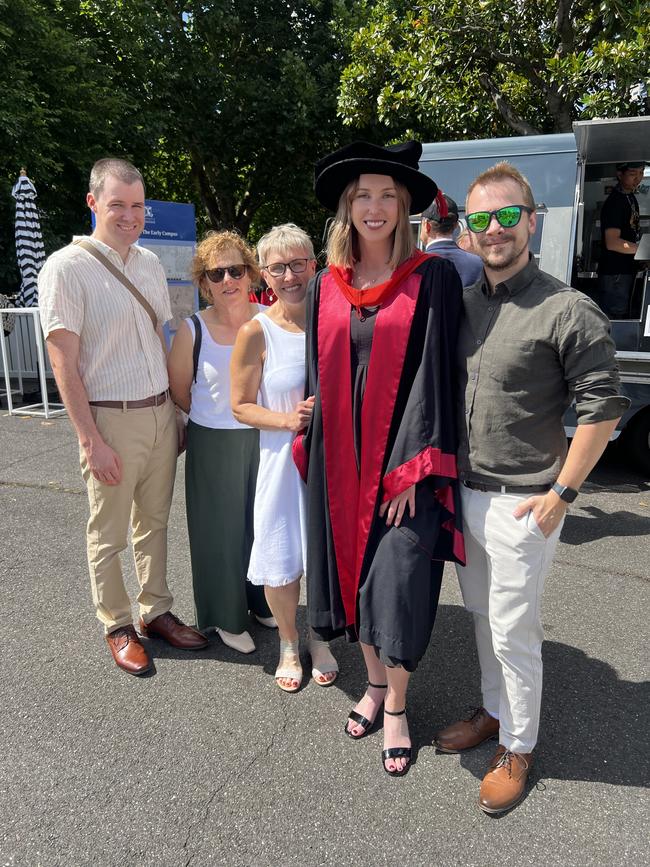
top-left (466, 205), bottom-right (534, 233)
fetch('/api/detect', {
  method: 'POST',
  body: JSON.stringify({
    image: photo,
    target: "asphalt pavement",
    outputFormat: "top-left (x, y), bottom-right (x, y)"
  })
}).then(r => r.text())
top-left (0, 411), bottom-right (648, 867)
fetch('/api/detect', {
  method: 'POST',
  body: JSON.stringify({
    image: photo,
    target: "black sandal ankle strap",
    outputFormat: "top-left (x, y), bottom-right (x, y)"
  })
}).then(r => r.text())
top-left (368, 681), bottom-right (388, 689)
top-left (384, 708), bottom-right (406, 717)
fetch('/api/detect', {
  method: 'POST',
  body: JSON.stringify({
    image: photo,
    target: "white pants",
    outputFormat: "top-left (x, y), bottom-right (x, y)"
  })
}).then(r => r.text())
top-left (456, 486), bottom-right (564, 753)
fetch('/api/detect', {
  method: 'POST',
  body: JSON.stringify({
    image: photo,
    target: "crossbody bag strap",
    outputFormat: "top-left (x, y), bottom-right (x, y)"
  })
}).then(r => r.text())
top-left (73, 239), bottom-right (159, 331)
top-left (190, 313), bottom-right (202, 383)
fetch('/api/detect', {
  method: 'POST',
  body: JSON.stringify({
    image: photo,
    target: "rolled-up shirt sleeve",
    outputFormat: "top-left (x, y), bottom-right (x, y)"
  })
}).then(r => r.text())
top-left (559, 297), bottom-right (631, 423)
top-left (38, 255), bottom-right (84, 338)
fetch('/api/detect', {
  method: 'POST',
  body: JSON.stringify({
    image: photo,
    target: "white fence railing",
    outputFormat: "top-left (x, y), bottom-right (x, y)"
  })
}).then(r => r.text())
top-left (0, 308), bottom-right (66, 418)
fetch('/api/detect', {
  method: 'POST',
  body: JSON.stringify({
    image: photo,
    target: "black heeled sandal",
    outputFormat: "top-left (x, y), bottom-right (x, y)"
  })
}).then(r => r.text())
top-left (382, 708), bottom-right (411, 777)
top-left (345, 681), bottom-right (388, 740)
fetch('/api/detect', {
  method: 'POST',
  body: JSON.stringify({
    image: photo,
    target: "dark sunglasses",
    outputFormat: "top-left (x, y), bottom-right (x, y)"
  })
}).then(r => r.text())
top-left (466, 205), bottom-right (534, 233)
top-left (204, 264), bottom-right (248, 282)
top-left (263, 258), bottom-right (312, 277)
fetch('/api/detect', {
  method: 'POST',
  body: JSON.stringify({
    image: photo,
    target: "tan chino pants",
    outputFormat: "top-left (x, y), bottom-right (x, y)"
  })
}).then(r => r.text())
top-left (80, 399), bottom-right (177, 633)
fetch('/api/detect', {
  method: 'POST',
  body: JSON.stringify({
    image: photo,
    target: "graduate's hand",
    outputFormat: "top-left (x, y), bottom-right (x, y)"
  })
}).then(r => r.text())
top-left (379, 484), bottom-right (415, 527)
top-left (286, 396), bottom-right (315, 432)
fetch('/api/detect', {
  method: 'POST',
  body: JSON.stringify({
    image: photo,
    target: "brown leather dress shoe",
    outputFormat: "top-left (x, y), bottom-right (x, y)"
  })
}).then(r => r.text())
top-left (106, 625), bottom-right (152, 676)
top-left (140, 611), bottom-right (209, 650)
top-left (479, 745), bottom-right (533, 814)
top-left (434, 707), bottom-right (499, 753)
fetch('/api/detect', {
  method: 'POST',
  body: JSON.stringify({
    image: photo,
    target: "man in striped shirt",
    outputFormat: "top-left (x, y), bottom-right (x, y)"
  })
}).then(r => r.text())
top-left (38, 158), bottom-right (208, 675)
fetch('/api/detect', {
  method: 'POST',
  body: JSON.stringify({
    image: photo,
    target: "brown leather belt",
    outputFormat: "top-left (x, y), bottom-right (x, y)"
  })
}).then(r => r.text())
top-left (89, 390), bottom-right (169, 410)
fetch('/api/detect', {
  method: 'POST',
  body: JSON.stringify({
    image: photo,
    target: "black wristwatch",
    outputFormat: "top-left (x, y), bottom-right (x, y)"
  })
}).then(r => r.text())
top-left (552, 482), bottom-right (579, 503)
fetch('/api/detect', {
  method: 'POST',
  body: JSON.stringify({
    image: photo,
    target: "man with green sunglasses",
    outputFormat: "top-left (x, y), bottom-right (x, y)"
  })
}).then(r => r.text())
top-left (434, 161), bottom-right (629, 815)
top-left (465, 204), bottom-right (534, 234)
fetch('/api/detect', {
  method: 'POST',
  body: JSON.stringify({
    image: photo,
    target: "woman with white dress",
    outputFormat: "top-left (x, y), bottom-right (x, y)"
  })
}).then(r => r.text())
top-left (231, 224), bottom-right (338, 691)
top-left (168, 231), bottom-right (274, 654)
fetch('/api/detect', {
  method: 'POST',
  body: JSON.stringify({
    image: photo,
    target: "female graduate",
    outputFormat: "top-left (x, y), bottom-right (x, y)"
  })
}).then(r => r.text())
top-left (293, 141), bottom-right (465, 776)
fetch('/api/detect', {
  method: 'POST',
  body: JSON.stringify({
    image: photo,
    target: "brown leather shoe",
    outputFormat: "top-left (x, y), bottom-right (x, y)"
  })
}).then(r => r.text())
top-left (479, 745), bottom-right (533, 814)
top-left (106, 625), bottom-right (152, 676)
top-left (434, 707), bottom-right (499, 753)
top-left (140, 611), bottom-right (209, 650)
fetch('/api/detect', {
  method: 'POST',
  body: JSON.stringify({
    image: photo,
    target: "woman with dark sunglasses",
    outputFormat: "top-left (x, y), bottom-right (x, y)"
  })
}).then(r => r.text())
top-left (168, 230), bottom-right (274, 654)
top-left (293, 141), bottom-right (465, 776)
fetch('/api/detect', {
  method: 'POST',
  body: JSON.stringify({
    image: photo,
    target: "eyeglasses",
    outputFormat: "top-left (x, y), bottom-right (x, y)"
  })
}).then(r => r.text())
top-left (466, 205), bottom-right (534, 233)
top-left (204, 265), bottom-right (248, 282)
top-left (262, 258), bottom-right (312, 277)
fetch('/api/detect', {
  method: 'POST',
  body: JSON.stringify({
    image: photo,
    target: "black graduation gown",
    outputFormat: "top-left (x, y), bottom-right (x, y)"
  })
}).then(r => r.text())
top-left (293, 254), bottom-right (465, 671)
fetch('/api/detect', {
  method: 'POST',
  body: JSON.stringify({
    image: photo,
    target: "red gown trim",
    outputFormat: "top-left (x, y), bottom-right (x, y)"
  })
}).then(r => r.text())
top-left (317, 267), bottom-right (421, 626)
top-left (318, 273), bottom-right (360, 624)
top-left (435, 485), bottom-right (466, 563)
top-left (355, 272), bottom-right (421, 584)
top-left (382, 445), bottom-right (465, 564)
top-left (292, 434), bottom-right (308, 483)
top-left (328, 250), bottom-right (428, 317)
top-left (382, 445), bottom-right (458, 501)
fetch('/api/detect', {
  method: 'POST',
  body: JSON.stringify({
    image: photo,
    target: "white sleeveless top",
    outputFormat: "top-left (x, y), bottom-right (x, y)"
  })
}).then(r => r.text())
top-left (247, 311), bottom-right (307, 585)
top-left (186, 310), bottom-right (260, 430)
top-left (256, 313), bottom-right (305, 416)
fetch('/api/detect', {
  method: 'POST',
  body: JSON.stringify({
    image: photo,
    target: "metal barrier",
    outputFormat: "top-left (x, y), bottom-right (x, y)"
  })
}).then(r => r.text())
top-left (0, 308), bottom-right (66, 418)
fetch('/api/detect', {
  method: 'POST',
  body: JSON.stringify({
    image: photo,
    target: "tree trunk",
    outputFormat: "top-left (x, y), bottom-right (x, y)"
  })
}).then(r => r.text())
top-left (547, 89), bottom-right (574, 132)
top-left (478, 74), bottom-right (541, 135)
top-left (191, 161), bottom-right (222, 228)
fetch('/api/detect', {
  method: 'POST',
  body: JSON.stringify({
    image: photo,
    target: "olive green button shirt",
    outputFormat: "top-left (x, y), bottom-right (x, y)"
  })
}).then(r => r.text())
top-left (458, 256), bottom-right (630, 486)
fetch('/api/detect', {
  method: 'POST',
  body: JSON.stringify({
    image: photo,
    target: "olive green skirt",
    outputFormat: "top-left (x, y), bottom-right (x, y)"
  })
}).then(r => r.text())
top-left (185, 421), bottom-right (271, 632)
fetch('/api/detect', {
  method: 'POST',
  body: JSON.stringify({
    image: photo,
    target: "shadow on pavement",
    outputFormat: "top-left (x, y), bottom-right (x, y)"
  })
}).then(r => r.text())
top-left (584, 442), bottom-right (649, 489)
top-left (561, 505), bottom-right (650, 545)
top-left (137, 586), bottom-right (648, 791)
top-left (229, 603), bottom-right (650, 791)
top-left (428, 605), bottom-right (649, 789)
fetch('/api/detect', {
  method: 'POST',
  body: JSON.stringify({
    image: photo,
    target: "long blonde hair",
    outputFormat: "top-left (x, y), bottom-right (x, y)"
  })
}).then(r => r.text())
top-left (326, 177), bottom-right (414, 269)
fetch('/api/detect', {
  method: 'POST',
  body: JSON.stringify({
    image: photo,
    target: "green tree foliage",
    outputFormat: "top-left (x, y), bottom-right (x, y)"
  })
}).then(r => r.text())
top-left (79, 0), bottom-right (349, 243)
top-left (0, 0), bottom-right (147, 288)
top-left (1, 1), bottom-right (351, 288)
top-left (338, 0), bottom-right (649, 141)
top-left (5, 0), bottom-right (646, 289)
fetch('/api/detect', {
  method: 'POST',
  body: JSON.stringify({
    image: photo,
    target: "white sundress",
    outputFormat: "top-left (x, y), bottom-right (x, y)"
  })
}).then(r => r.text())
top-left (247, 312), bottom-right (307, 586)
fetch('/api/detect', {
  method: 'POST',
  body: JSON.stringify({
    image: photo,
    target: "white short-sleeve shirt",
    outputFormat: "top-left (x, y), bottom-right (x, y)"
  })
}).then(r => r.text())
top-left (38, 237), bottom-right (172, 401)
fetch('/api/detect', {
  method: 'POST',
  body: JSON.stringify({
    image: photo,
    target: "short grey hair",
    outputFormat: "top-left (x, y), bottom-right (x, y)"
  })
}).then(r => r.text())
top-left (257, 223), bottom-right (315, 266)
top-left (89, 158), bottom-right (145, 199)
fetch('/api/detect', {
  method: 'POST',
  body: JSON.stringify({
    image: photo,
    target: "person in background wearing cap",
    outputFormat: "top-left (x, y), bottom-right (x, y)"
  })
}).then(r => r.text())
top-left (293, 140), bottom-right (465, 777)
top-left (420, 194), bottom-right (483, 287)
top-left (596, 161), bottom-right (646, 318)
